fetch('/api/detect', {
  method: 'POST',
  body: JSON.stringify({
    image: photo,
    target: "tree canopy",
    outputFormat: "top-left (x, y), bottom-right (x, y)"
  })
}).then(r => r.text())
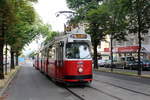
top-left (0, 0), bottom-right (56, 78)
top-left (66, 0), bottom-right (129, 69)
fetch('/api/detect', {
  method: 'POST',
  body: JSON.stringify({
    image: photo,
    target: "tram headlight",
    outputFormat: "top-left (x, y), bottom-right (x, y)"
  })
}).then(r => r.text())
top-left (78, 67), bottom-right (83, 73)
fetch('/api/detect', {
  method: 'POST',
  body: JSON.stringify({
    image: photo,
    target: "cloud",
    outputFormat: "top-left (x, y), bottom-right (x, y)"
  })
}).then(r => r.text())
top-left (33, 0), bottom-right (70, 31)
top-left (23, 0), bottom-right (70, 56)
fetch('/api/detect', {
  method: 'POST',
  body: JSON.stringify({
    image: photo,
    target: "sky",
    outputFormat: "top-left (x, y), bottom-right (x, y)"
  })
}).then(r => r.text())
top-left (23, 0), bottom-right (70, 56)
top-left (33, 0), bottom-right (70, 31)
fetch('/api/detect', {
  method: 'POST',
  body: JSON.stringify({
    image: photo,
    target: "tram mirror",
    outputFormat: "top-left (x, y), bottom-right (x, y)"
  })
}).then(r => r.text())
top-left (60, 41), bottom-right (64, 47)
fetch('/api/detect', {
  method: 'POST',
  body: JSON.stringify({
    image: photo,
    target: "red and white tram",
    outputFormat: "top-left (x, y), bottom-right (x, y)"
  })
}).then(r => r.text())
top-left (34, 33), bottom-right (93, 84)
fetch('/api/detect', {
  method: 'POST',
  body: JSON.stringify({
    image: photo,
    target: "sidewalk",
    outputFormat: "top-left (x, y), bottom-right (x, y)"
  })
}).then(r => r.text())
top-left (0, 66), bottom-right (21, 97)
top-left (94, 67), bottom-right (150, 78)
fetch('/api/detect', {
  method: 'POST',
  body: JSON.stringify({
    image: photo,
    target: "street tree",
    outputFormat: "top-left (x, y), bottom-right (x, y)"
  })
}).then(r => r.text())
top-left (0, 0), bottom-right (54, 78)
top-left (66, 0), bottom-right (128, 69)
top-left (0, 0), bottom-right (15, 79)
top-left (66, 0), bottom-right (106, 69)
top-left (104, 0), bottom-right (129, 71)
top-left (85, 3), bottom-right (110, 69)
top-left (6, 0), bottom-right (37, 69)
top-left (127, 0), bottom-right (150, 75)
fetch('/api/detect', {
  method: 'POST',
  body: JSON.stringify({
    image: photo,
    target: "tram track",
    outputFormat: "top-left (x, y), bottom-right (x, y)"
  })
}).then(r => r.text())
top-left (65, 85), bottom-right (123, 100)
top-left (87, 86), bottom-right (123, 100)
top-left (65, 87), bottom-right (85, 100)
top-left (94, 79), bottom-right (150, 97)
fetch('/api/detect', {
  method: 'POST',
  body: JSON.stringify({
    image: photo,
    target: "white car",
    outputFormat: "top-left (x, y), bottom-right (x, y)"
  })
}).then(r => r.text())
top-left (98, 59), bottom-right (106, 67)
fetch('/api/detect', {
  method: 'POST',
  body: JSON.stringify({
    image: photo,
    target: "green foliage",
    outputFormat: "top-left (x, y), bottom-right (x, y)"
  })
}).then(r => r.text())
top-left (0, 0), bottom-right (54, 56)
top-left (104, 0), bottom-right (128, 41)
top-left (44, 31), bottom-right (59, 45)
top-left (66, 0), bottom-right (130, 69)
top-left (125, 0), bottom-right (150, 75)
top-left (5, 0), bottom-right (36, 51)
top-left (86, 3), bottom-right (109, 40)
top-left (127, 0), bottom-right (150, 34)
top-left (66, 0), bottom-right (102, 10)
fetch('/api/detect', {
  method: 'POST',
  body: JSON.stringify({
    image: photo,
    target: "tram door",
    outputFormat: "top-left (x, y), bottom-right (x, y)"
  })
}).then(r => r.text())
top-left (56, 41), bottom-right (64, 80)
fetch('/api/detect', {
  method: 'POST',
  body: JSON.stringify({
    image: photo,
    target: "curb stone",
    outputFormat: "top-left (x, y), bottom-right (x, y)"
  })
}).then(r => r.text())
top-left (0, 67), bottom-right (21, 96)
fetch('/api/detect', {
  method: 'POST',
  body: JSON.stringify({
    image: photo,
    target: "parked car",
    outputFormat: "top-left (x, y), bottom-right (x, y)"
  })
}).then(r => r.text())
top-left (104, 60), bottom-right (111, 68)
top-left (113, 58), bottom-right (126, 69)
top-left (126, 58), bottom-right (150, 70)
top-left (98, 59), bottom-right (106, 67)
top-left (130, 60), bottom-right (143, 70)
top-left (120, 56), bottom-right (136, 69)
top-left (142, 59), bottom-right (150, 70)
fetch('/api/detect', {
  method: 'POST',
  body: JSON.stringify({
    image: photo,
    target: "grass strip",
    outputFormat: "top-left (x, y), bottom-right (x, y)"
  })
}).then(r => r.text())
top-left (0, 66), bottom-right (20, 88)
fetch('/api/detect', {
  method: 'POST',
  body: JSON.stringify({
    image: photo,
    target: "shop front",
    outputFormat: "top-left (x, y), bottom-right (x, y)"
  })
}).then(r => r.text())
top-left (104, 45), bottom-right (150, 60)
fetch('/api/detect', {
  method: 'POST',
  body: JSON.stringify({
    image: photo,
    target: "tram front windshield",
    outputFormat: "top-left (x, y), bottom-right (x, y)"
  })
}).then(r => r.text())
top-left (66, 42), bottom-right (91, 59)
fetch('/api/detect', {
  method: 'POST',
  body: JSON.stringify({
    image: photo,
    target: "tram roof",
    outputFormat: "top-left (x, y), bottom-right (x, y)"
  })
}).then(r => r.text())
top-left (39, 32), bottom-right (91, 50)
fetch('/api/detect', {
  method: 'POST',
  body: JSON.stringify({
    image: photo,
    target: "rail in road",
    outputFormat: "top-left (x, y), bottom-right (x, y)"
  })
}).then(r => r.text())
top-left (65, 85), bottom-right (122, 100)
top-left (65, 87), bottom-right (85, 100)
top-left (44, 71), bottom-right (150, 100)
top-left (94, 79), bottom-right (150, 97)
top-left (87, 86), bottom-right (122, 100)
top-left (64, 84), bottom-right (123, 100)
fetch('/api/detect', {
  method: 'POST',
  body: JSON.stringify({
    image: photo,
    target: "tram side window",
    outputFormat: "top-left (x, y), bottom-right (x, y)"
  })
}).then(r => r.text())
top-left (48, 45), bottom-right (55, 59)
top-left (59, 46), bottom-right (63, 61)
top-left (39, 52), bottom-right (42, 63)
top-left (52, 47), bottom-right (55, 59)
top-left (46, 48), bottom-right (49, 58)
top-left (56, 45), bottom-right (63, 60)
top-left (48, 49), bottom-right (51, 58)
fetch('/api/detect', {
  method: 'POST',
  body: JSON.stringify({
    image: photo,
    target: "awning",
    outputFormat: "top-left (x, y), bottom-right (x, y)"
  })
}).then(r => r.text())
top-left (118, 46), bottom-right (139, 52)
top-left (104, 46), bottom-right (139, 53)
top-left (104, 45), bottom-right (150, 53)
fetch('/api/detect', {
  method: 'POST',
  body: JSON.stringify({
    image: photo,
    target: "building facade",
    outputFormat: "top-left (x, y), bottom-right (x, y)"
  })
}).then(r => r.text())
top-left (100, 31), bottom-right (150, 60)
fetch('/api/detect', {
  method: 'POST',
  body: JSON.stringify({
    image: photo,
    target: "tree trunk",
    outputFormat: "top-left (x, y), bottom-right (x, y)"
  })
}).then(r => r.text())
top-left (137, 0), bottom-right (142, 76)
top-left (0, 12), bottom-right (5, 79)
top-left (5, 43), bottom-right (7, 75)
top-left (16, 52), bottom-right (19, 66)
top-left (0, 36), bottom-right (4, 79)
top-left (110, 34), bottom-right (114, 72)
top-left (93, 42), bottom-right (98, 69)
top-left (11, 47), bottom-right (15, 69)
top-left (137, 31), bottom-right (141, 76)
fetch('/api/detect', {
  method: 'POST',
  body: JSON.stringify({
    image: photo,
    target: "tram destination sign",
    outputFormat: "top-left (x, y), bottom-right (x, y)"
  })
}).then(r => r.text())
top-left (70, 34), bottom-right (87, 39)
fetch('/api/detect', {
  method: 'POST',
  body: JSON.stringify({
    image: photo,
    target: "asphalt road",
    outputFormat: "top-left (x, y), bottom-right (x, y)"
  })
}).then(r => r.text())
top-left (93, 71), bottom-right (150, 100)
top-left (2, 61), bottom-right (150, 100)
top-left (3, 63), bottom-right (79, 100)
top-left (94, 71), bottom-right (150, 85)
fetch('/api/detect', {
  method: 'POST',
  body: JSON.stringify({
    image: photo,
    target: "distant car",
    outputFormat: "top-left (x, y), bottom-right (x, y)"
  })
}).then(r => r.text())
top-left (128, 59), bottom-right (150, 70)
top-left (130, 60), bottom-right (143, 70)
top-left (113, 58), bottom-right (125, 69)
top-left (98, 59), bottom-right (106, 67)
top-left (104, 60), bottom-right (111, 68)
top-left (142, 59), bottom-right (150, 70)
top-left (120, 56), bottom-right (135, 69)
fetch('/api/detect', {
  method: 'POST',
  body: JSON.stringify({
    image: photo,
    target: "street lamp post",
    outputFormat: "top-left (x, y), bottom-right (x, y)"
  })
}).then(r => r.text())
top-left (55, 10), bottom-right (77, 34)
